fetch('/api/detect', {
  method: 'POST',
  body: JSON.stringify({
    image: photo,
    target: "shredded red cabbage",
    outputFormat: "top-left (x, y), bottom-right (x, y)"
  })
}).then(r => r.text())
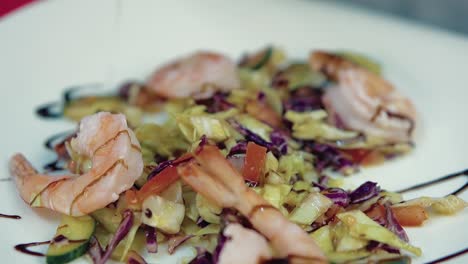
top-left (195, 92), bottom-right (234, 113)
top-left (118, 81), bottom-right (140, 100)
top-left (283, 89), bottom-right (323, 112)
top-left (213, 209), bottom-right (254, 263)
top-left (147, 154), bottom-right (193, 181)
top-left (189, 248), bottom-right (214, 264)
top-left (196, 217), bottom-right (210, 228)
top-left (363, 201), bottom-right (409, 255)
top-left (318, 175), bottom-right (329, 186)
top-left (257, 91), bottom-right (266, 102)
top-left (270, 130), bottom-right (288, 155)
top-left (321, 188), bottom-right (350, 207)
top-left (87, 236), bottom-right (103, 264)
top-left (366, 240), bottom-right (400, 254)
top-left (232, 122), bottom-right (273, 149)
top-left (90, 210), bottom-right (134, 264)
top-left (363, 202), bottom-right (408, 254)
top-left (196, 135), bottom-right (208, 153)
top-left (147, 160), bottom-right (173, 180)
top-left (227, 141), bottom-right (248, 156)
top-left (349, 181), bottom-right (380, 204)
top-left (303, 141), bottom-right (356, 173)
top-left (126, 250), bottom-right (148, 264)
top-left (312, 175), bottom-right (329, 191)
top-left (384, 203), bottom-right (409, 242)
top-left (212, 230), bottom-right (228, 264)
top-left (231, 122), bottom-right (287, 157)
top-left (365, 203), bottom-right (387, 227)
top-left (219, 208), bottom-right (253, 229)
top-left (144, 225), bottom-right (157, 253)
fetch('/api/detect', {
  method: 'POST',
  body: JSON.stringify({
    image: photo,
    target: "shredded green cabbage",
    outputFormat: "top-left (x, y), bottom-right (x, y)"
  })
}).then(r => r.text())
top-left (135, 123), bottom-right (189, 158)
top-left (277, 152), bottom-right (315, 183)
top-left (285, 110), bottom-right (358, 141)
top-left (260, 184), bottom-right (291, 209)
top-left (235, 114), bottom-right (272, 141)
top-left (93, 213), bottom-right (143, 261)
top-left (196, 193), bottom-right (222, 224)
top-left (332, 222), bottom-right (367, 252)
top-left (337, 210), bottom-right (421, 256)
top-left (142, 195), bottom-right (185, 234)
top-left (393, 195), bottom-right (467, 215)
top-left (310, 225), bottom-right (334, 253)
top-left (289, 192), bottom-right (332, 225)
top-left (279, 63), bottom-right (326, 90)
top-left (175, 106), bottom-right (236, 143)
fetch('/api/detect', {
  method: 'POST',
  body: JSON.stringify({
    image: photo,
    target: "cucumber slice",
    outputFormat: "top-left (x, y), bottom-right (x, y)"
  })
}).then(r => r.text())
top-left (273, 63), bottom-right (326, 90)
top-left (240, 46), bottom-right (273, 70)
top-left (46, 215), bottom-right (95, 264)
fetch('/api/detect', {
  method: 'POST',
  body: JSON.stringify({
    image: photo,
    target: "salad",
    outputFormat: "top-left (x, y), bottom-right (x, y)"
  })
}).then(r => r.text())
top-left (8, 47), bottom-right (467, 264)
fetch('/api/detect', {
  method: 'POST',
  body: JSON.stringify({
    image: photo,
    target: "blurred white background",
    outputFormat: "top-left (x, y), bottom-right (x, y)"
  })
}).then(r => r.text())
top-left (328, 0), bottom-right (468, 35)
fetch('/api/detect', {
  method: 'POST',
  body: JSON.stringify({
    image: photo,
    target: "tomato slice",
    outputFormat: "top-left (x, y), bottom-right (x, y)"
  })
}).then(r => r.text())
top-left (391, 205), bottom-right (428, 226)
top-left (122, 188), bottom-right (141, 210)
top-left (138, 166), bottom-right (180, 201)
top-left (341, 148), bottom-right (371, 163)
top-left (137, 153), bottom-right (192, 201)
top-left (245, 100), bottom-right (281, 128)
top-left (242, 142), bottom-right (267, 184)
top-left (341, 148), bottom-right (385, 166)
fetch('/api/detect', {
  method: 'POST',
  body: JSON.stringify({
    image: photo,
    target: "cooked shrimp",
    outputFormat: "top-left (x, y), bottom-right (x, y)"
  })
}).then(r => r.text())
top-left (310, 51), bottom-right (416, 143)
top-left (178, 145), bottom-right (326, 264)
top-left (146, 51), bottom-right (241, 99)
top-left (218, 223), bottom-right (272, 264)
top-left (9, 112), bottom-right (143, 216)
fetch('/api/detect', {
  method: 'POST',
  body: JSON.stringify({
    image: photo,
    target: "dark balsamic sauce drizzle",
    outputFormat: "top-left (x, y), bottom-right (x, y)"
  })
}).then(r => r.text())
top-left (63, 84), bottom-right (106, 104)
top-left (426, 247), bottom-right (468, 264)
top-left (42, 130), bottom-right (75, 172)
top-left (451, 182), bottom-right (468, 196)
top-left (63, 86), bottom-right (83, 103)
top-left (0, 213), bottom-right (21, 219)
top-left (36, 84), bottom-right (105, 119)
top-left (14, 240), bottom-right (49, 257)
top-left (43, 160), bottom-right (66, 172)
top-left (395, 168), bottom-right (468, 195)
top-left (44, 130), bottom-right (74, 150)
top-left (36, 102), bottom-right (62, 119)
top-left (15, 236), bottom-right (87, 257)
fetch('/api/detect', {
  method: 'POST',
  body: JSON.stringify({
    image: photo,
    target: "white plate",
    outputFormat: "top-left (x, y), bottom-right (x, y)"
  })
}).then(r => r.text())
top-left (1, 0), bottom-right (467, 263)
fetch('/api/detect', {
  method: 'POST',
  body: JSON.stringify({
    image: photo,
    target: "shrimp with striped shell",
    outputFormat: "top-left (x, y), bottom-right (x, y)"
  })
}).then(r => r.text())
top-left (9, 112), bottom-right (143, 216)
top-left (147, 51), bottom-right (241, 99)
top-left (178, 145), bottom-right (326, 264)
top-left (310, 51), bottom-right (417, 143)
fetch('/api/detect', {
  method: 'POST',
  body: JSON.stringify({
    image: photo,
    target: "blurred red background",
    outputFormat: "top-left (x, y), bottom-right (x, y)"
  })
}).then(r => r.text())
top-left (0, 0), bottom-right (36, 18)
